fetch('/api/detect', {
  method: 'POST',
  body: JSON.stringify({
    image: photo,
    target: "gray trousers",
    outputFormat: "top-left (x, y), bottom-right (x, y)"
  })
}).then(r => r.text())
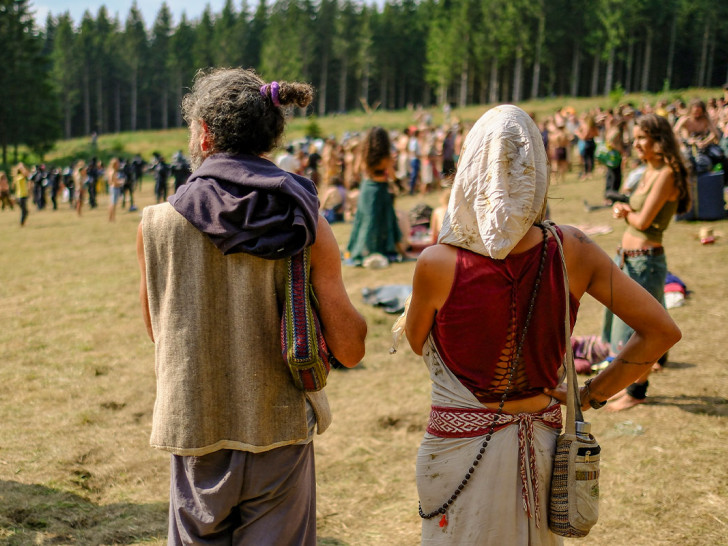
top-left (168, 443), bottom-right (316, 545)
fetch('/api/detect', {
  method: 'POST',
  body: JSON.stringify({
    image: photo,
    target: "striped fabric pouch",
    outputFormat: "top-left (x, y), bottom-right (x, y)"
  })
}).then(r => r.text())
top-left (281, 247), bottom-right (335, 391)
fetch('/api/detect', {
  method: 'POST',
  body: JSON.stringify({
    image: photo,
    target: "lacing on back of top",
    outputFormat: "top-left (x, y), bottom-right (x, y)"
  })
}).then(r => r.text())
top-left (472, 287), bottom-right (532, 400)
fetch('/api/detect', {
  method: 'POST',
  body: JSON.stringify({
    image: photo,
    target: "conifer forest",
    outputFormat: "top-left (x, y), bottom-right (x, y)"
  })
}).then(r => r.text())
top-left (2, 0), bottom-right (728, 161)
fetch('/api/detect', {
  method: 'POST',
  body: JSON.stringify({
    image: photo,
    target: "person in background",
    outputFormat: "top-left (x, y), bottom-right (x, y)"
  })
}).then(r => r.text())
top-left (132, 155), bottom-right (146, 190)
top-left (441, 127), bottom-right (456, 179)
top-left (606, 113), bottom-right (690, 411)
top-left (30, 164), bottom-right (46, 210)
top-left (170, 151), bottom-right (192, 193)
top-left (597, 127), bottom-right (625, 204)
top-left (87, 157), bottom-right (100, 209)
top-left (48, 167), bottom-right (61, 210)
top-left (149, 152), bottom-right (170, 204)
top-left (549, 120), bottom-right (571, 183)
top-left (408, 128), bottom-right (422, 195)
top-left (0, 171), bottom-right (14, 211)
top-left (73, 160), bottom-right (87, 217)
top-left (320, 176), bottom-right (347, 224)
top-left (576, 113), bottom-right (599, 179)
top-left (401, 105), bottom-right (680, 543)
top-left (306, 142), bottom-right (321, 187)
top-left (346, 126), bottom-right (409, 264)
top-left (674, 98), bottom-right (726, 184)
top-left (137, 68), bottom-right (366, 545)
top-left (106, 157), bottom-right (123, 222)
top-left (13, 163), bottom-right (30, 226)
top-left (429, 188), bottom-right (450, 245)
top-left (276, 144), bottom-right (300, 174)
top-left (62, 165), bottom-right (74, 208)
top-left (120, 159), bottom-right (137, 212)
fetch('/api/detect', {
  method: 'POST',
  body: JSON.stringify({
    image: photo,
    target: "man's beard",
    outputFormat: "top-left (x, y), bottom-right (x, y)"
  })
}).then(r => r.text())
top-left (188, 123), bottom-right (206, 172)
top-left (188, 140), bottom-right (205, 172)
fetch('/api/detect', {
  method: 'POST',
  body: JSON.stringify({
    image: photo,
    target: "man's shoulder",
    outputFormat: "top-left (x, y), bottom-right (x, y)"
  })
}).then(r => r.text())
top-left (142, 202), bottom-right (184, 227)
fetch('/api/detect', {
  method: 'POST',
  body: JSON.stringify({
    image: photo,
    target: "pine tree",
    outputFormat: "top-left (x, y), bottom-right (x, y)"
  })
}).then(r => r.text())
top-left (51, 12), bottom-right (79, 139)
top-left (151, 4), bottom-right (173, 129)
top-left (124, 3), bottom-right (147, 132)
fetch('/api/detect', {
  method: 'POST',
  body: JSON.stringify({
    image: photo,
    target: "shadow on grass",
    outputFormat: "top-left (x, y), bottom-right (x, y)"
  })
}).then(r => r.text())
top-left (661, 360), bottom-right (697, 370)
top-left (647, 395), bottom-right (728, 416)
top-left (0, 480), bottom-right (166, 545)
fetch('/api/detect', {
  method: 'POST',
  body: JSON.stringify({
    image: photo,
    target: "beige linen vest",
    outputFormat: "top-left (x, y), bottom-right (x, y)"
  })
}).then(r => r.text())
top-left (143, 203), bottom-right (331, 456)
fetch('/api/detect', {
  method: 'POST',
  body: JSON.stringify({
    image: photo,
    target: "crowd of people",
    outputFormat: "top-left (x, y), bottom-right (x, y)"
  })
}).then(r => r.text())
top-left (2, 152), bottom-right (191, 226)
top-left (537, 88), bottom-right (728, 202)
top-left (264, 88), bottom-right (726, 270)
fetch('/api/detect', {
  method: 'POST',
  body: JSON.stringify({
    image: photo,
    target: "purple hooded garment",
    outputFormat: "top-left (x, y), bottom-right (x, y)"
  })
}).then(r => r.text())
top-left (169, 154), bottom-right (319, 259)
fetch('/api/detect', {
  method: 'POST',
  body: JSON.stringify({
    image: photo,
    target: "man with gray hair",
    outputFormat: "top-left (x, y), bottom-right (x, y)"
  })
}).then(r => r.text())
top-left (136, 68), bottom-right (367, 545)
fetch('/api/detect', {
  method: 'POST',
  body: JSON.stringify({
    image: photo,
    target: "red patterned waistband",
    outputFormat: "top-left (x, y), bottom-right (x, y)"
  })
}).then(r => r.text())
top-left (427, 403), bottom-right (562, 438)
top-left (426, 402), bottom-right (563, 526)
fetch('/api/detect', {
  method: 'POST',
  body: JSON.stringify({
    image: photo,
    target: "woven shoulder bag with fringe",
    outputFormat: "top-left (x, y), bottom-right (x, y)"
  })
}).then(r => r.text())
top-left (281, 246), bottom-right (337, 391)
top-left (546, 221), bottom-right (601, 538)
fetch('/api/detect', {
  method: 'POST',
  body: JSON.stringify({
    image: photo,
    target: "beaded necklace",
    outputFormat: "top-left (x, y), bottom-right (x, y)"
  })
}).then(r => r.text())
top-left (419, 224), bottom-right (550, 527)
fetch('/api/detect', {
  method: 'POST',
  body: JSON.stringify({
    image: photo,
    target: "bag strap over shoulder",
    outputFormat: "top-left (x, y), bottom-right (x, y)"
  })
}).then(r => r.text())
top-left (543, 221), bottom-right (583, 435)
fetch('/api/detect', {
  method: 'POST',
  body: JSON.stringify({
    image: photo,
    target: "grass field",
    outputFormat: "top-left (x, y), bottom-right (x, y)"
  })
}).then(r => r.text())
top-left (1, 117), bottom-right (727, 545)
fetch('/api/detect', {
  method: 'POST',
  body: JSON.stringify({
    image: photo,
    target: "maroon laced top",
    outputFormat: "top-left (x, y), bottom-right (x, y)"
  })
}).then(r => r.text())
top-left (432, 227), bottom-right (579, 403)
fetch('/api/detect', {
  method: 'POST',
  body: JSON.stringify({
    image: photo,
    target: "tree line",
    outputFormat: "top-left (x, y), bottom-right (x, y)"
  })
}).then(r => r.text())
top-left (2, 0), bottom-right (728, 163)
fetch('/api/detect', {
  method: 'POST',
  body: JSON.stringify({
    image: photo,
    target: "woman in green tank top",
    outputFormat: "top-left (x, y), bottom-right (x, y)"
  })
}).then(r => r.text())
top-left (603, 114), bottom-right (691, 411)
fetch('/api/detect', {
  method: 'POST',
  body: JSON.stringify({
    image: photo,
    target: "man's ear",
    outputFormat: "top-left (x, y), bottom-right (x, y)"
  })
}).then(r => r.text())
top-left (199, 120), bottom-right (213, 153)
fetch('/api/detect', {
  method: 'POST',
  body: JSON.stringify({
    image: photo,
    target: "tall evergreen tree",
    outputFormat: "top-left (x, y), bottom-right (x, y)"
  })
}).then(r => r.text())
top-left (425, 0), bottom-right (457, 105)
top-left (314, 0), bottom-right (337, 116)
top-left (170, 13), bottom-right (196, 127)
top-left (214, 0), bottom-right (240, 66)
top-left (0, 0), bottom-right (60, 164)
top-left (77, 11), bottom-right (95, 135)
top-left (193, 6), bottom-right (216, 70)
top-left (51, 12), bottom-right (79, 139)
top-left (334, 0), bottom-right (361, 112)
top-left (124, 3), bottom-right (147, 132)
top-left (94, 7), bottom-right (114, 134)
top-left (260, 0), bottom-right (306, 82)
top-left (245, 0), bottom-right (267, 70)
top-left (151, 4), bottom-right (173, 129)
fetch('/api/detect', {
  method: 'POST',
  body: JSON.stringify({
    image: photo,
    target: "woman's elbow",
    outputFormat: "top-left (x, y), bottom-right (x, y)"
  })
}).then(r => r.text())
top-left (651, 319), bottom-right (681, 354)
top-left (665, 322), bottom-right (682, 348)
top-left (405, 329), bottom-right (424, 356)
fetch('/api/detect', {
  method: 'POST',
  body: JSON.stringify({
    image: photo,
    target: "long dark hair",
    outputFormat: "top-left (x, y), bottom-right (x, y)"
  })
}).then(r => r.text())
top-left (361, 127), bottom-right (392, 174)
top-left (637, 114), bottom-right (691, 214)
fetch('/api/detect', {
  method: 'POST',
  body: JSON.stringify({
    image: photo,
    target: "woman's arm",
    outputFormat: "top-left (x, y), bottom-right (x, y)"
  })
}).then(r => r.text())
top-left (310, 215), bottom-right (367, 367)
top-left (546, 227), bottom-right (681, 408)
top-left (405, 244), bottom-right (457, 355)
top-left (613, 168), bottom-right (676, 231)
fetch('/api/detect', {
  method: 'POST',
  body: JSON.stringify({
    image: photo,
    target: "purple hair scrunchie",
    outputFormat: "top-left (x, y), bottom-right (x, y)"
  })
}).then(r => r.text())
top-left (259, 81), bottom-right (281, 107)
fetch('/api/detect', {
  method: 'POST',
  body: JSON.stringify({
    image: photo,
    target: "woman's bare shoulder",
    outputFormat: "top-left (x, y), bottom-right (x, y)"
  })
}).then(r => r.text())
top-left (417, 243), bottom-right (459, 264)
top-left (556, 224), bottom-right (605, 259)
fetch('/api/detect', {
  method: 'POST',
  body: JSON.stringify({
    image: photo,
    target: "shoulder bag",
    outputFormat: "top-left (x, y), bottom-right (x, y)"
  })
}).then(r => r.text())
top-left (545, 221), bottom-right (601, 538)
top-left (281, 246), bottom-right (337, 392)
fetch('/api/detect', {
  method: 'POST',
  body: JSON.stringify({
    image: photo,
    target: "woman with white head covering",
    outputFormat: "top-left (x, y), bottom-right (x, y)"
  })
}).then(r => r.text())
top-left (401, 105), bottom-right (680, 544)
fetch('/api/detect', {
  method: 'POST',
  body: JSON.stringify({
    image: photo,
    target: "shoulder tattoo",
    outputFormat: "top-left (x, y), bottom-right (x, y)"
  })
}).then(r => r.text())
top-left (574, 231), bottom-right (594, 245)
